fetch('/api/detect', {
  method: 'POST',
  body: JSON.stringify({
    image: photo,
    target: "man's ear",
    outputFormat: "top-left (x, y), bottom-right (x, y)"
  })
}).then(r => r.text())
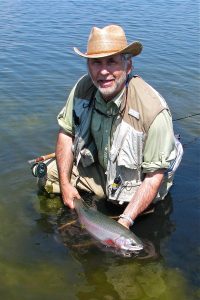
top-left (127, 58), bottom-right (132, 75)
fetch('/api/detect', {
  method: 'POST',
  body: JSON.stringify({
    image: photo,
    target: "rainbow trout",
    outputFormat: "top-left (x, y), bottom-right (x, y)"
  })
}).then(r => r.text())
top-left (74, 198), bottom-right (143, 252)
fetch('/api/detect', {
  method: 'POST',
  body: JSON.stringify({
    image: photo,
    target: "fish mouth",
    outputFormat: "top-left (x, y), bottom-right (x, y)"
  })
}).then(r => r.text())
top-left (115, 237), bottom-right (144, 252)
top-left (124, 243), bottom-right (144, 252)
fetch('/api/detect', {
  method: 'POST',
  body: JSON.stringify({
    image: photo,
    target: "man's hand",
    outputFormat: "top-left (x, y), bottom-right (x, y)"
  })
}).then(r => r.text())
top-left (61, 182), bottom-right (81, 209)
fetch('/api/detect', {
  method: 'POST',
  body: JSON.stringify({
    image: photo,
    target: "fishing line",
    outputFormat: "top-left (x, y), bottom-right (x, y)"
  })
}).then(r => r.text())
top-left (173, 112), bottom-right (200, 121)
top-left (182, 137), bottom-right (200, 148)
top-left (172, 113), bottom-right (200, 147)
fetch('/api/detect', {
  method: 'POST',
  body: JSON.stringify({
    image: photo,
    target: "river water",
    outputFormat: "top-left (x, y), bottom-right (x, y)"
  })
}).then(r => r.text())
top-left (0, 0), bottom-right (199, 299)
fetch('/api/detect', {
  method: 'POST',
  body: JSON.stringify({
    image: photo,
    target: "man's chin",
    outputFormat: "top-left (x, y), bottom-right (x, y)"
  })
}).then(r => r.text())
top-left (98, 86), bottom-right (116, 100)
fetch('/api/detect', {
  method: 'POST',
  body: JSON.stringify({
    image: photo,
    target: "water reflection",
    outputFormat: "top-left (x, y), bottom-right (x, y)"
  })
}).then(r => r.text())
top-left (134, 195), bottom-right (175, 259)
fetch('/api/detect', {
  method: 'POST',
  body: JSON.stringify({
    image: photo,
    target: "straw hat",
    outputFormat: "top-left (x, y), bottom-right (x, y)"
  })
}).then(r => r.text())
top-left (74, 24), bottom-right (143, 58)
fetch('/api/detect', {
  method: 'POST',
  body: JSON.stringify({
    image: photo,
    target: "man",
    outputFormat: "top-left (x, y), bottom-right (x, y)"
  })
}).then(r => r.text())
top-left (39, 25), bottom-right (183, 229)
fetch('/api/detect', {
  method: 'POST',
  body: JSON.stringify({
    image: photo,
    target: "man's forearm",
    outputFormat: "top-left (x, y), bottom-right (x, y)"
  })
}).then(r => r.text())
top-left (55, 129), bottom-right (74, 184)
top-left (55, 129), bottom-right (80, 208)
top-left (119, 170), bottom-right (165, 227)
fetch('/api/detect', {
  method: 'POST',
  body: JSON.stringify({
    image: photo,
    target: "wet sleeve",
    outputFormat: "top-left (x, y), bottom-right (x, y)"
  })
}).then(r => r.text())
top-left (142, 109), bottom-right (177, 173)
top-left (57, 84), bottom-right (77, 136)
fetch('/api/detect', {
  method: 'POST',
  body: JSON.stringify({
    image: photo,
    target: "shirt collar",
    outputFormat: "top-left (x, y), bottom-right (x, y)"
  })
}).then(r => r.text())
top-left (95, 88), bottom-right (125, 115)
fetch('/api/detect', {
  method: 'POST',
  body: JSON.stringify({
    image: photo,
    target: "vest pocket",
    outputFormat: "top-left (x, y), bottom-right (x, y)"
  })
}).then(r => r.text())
top-left (117, 126), bottom-right (144, 169)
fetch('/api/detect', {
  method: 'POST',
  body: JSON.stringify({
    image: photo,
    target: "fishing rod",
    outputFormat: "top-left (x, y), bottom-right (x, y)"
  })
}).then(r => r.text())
top-left (28, 112), bottom-right (199, 177)
top-left (28, 152), bottom-right (55, 164)
top-left (28, 152), bottom-right (55, 178)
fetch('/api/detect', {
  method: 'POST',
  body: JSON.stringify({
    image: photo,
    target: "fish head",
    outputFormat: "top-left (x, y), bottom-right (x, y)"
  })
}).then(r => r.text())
top-left (115, 236), bottom-right (143, 252)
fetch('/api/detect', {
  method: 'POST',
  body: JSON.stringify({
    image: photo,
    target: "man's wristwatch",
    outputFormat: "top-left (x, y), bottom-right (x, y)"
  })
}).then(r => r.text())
top-left (119, 214), bottom-right (134, 226)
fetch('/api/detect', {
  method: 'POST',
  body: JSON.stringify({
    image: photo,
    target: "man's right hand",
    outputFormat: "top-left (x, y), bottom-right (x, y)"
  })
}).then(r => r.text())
top-left (61, 182), bottom-right (81, 209)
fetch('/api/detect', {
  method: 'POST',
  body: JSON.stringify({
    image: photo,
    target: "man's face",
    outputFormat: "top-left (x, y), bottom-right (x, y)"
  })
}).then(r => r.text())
top-left (88, 54), bottom-right (132, 101)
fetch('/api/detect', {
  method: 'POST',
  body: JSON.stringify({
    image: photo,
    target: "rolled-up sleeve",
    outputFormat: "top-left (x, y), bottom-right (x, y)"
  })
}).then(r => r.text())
top-left (142, 109), bottom-right (177, 173)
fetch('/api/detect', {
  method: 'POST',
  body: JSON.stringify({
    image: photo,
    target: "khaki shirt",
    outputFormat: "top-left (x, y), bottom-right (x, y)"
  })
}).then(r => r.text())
top-left (57, 78), bottom-right (176, 173)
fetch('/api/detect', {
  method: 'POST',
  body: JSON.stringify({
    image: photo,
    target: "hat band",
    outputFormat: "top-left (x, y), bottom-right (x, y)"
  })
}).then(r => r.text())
top-left (87, 48), bottom-right (124, 56)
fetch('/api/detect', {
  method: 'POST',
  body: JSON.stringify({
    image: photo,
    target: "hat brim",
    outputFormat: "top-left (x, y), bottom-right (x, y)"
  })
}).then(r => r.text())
top-left (73, 41), bottom-right (143, 58)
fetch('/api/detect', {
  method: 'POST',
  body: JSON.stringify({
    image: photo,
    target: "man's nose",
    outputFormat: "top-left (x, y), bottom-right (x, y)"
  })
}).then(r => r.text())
top-left (99, 61), bottom-right (110, 76)
top-left (99, 66), bottom-right (109, 75)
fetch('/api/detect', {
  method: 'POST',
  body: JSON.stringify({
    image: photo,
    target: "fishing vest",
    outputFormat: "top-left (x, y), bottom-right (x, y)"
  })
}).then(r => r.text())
top-left (72, 74), bottom-right (182, 204)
